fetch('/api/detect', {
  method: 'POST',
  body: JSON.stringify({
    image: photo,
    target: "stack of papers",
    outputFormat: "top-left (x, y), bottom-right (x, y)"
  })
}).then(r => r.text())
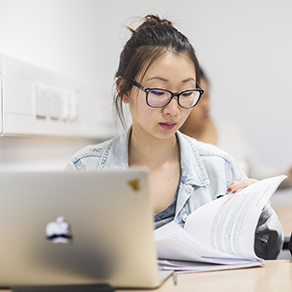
top-left (154, 175), bottom-right (286, 273)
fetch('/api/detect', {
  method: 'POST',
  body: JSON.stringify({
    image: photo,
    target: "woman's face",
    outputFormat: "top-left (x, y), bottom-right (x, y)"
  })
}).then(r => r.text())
top-left (124, 52), bottom-right (197, 142)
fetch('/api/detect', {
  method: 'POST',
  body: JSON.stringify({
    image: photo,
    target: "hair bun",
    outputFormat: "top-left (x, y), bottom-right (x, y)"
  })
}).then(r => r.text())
top-left (129, 14), bottom-right (174, 35)
top-left (144, 14), bottom-right (173, 27)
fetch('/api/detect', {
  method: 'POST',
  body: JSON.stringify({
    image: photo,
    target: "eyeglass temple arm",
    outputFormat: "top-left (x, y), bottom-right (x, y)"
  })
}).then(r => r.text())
top-left (131, 79), bottom-right (146, 91)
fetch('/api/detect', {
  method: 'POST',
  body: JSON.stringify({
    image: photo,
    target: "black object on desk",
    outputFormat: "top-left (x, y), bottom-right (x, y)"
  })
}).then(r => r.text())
top-left (11, 284), bottom-right (114, 292)
top-left (289, 233), bottom-right (292, 257)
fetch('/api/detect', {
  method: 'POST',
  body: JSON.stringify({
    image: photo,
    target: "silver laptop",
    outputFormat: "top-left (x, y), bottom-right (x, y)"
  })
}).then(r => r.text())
top-left (0, 169), bottom-right (172, 291)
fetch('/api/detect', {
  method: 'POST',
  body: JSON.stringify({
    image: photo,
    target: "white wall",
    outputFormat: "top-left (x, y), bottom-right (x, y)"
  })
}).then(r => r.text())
top-left (0, 0), bottom-right (114, 170)
top-left (0, 0), bottom-right (291, 170)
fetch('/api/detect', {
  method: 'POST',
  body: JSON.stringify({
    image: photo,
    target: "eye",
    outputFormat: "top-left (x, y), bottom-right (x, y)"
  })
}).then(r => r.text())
top-left (181, 91), bottom-right (194, 97)
top-left (149, 89), bottom-right (166, 97)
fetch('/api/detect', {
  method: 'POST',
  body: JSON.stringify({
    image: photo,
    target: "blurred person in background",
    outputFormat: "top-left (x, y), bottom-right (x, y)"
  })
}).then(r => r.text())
top-left (180, 68), bottom-right (292, 188)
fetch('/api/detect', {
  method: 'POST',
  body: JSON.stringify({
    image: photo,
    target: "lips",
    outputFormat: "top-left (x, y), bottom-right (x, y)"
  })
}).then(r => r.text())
top-left (160, 122), bottom-right (176, 130)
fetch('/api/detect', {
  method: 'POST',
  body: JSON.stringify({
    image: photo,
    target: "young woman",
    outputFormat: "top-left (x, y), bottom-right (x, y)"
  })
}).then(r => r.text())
top-left (65, 15), bottom-right (283, 259)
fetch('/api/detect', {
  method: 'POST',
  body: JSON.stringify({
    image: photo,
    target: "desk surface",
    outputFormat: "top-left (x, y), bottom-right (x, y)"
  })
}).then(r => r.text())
top-left (0, 260), bottom-right (290, 292)
top-left (119, 260), bottom-right (292, 292)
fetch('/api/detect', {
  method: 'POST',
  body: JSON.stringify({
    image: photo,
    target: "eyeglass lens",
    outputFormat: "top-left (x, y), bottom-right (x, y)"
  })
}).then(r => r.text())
top-left (147, 89), bottom-right (200, 108)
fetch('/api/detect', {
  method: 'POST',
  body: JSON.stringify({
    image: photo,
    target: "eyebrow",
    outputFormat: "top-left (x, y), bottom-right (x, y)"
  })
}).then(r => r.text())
top-left (182, 78), bottom-right (196, 83)
top-left (145, 77), bottom-right (168, 82)
top-left (145, 77), bottom-right (196, 83)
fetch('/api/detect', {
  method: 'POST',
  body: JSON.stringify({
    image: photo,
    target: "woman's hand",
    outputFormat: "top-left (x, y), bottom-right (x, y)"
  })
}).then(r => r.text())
top-left (227, 178), bottom-right (258, 194)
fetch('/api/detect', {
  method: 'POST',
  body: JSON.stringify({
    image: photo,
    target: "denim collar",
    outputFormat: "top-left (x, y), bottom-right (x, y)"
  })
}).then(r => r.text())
top-left (102, 130), bottom-right (130, 170)
top-left (177, 131), bottom-right (210, 187)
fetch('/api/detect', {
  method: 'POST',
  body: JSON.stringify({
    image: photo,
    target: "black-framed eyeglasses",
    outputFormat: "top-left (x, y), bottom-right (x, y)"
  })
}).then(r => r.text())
top-left (131, 79), bottom-right (204, 108)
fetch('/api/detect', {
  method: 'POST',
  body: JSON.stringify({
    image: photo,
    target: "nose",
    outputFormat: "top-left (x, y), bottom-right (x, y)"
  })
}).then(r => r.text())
top-left (162, 96), bottom-right (180, 116)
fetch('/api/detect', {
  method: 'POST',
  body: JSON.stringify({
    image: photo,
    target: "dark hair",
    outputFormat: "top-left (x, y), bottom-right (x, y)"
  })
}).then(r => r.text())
top-left (114, 14), bottom-right (201, 129)
top-left (200, 67), bottom-right (210, 85)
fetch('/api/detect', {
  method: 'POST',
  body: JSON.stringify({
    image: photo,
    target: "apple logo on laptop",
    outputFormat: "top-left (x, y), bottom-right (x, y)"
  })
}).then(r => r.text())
top-left (46, 216), bottom-right (73, 243)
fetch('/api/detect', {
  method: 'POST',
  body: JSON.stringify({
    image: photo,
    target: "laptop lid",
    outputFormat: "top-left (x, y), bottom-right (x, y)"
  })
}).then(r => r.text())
top-left (0, 169), bottom-right (171, 289)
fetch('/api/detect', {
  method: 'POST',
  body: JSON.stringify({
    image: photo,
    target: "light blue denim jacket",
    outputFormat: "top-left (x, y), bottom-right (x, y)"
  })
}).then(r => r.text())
top-left (65, 130), bottom-right (283, 259)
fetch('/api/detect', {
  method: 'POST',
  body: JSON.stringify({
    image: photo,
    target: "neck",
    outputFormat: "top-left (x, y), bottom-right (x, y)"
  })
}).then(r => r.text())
top-left (128, 129), bottom-right (179, 170)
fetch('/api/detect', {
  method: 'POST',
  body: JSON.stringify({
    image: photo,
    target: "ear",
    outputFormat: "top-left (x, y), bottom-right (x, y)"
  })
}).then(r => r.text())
top-left (116, 77), bottom-right (130, 104)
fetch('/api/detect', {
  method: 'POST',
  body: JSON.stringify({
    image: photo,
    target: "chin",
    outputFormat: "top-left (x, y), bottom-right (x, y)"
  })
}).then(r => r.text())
top-left (159, 128), bottom-right (178, 139)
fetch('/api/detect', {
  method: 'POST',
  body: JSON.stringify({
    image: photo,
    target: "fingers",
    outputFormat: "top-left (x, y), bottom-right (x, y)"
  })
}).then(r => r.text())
top-left (227, 178), bottom-right (258, 194)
